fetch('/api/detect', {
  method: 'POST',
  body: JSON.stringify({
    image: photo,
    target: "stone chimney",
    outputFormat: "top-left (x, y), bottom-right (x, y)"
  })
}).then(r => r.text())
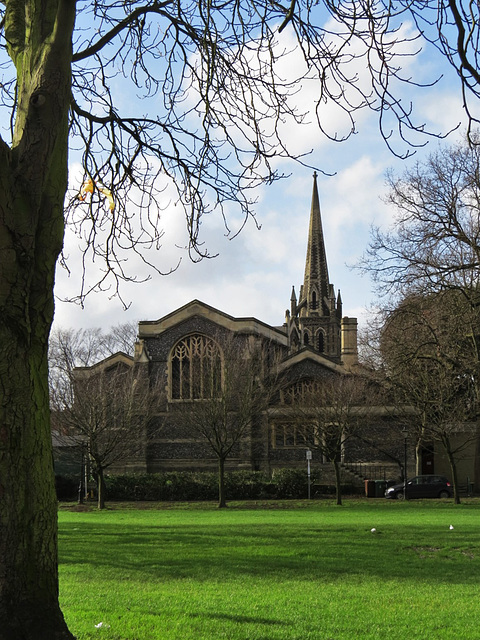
top-left (341, 317), bottom-right (358, 367)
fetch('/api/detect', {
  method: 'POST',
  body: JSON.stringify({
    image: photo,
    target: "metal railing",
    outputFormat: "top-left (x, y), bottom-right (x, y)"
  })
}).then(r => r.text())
top-left (340, 462), bottom-right (391, 481)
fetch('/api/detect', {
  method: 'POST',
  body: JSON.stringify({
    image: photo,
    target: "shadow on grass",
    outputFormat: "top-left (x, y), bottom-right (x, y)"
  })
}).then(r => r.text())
top-left (58, 516), bottom-right (480, 586)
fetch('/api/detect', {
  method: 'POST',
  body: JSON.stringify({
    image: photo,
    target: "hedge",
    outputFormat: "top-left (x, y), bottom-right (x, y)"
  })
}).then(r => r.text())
top-left (102, 469), bottom-right (319, 502)
top-left (57, 469), bottom-right (364, 502)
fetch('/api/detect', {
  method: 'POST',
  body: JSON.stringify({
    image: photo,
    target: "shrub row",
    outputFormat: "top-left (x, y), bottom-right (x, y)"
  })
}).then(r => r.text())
top-left (105, 469), bottom-right (318, 501)
top-left (56, 468), bottom-right (335, 501)
top-left (56, 469), bottom-right (362, 502)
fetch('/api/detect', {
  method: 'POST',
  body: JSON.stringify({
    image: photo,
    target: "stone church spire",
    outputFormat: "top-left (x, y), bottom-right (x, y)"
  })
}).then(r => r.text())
top-left (285, 172), bottom-right (358, 365)
top-left (298, 172), bottom-right (332, 317)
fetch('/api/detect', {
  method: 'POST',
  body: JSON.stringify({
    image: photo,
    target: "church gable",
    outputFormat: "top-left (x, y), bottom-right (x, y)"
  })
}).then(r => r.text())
top-left (138, 299), bottom-right (287, 345)
top-left (138, 299), bottom-right (237, 337)
top-left (74, 351), bottom-right (134, 377)
top-left (278, 348), bottom-right (347, 377)
top-left (141, 313), bottom-right (233, 362)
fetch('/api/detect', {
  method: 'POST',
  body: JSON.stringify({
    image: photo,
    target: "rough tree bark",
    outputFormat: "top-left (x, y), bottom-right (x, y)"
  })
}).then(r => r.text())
top-left (218, 457), bottom-right (227, 509)
top-left (333, 459), bottom-right (342, 506)
top-left (95, 466), bottom-right (107, 511)
top-left (0, 1), bottom-right (76, 638)
top-left (442, 437), bottom-right (461, 505)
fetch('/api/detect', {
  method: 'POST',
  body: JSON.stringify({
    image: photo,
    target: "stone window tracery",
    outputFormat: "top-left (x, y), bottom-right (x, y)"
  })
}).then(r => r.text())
top-left (170, 334), bottom-right (222, 400)
top-left (273, 423), bottom-right (308, 448)
top-left (281, 378), bottom-right (321, 405)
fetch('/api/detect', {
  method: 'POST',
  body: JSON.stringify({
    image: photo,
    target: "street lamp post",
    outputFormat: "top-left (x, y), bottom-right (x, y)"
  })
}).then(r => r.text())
top-left (401, 427), bottom-right (408, 500)
top-left (306, 450), bottom-right (312, 499)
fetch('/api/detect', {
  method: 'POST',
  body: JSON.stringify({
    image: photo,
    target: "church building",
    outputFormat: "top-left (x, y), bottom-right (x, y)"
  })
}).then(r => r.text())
top-left (67, 173), bottom-right (480, 495)
top-left (124, 172), bottom-right (367, 475)
top-left (77, 174), bottom-right (467, 486)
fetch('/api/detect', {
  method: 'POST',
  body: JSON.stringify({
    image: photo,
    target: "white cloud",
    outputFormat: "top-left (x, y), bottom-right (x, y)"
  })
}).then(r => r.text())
top-left (54, 16), bottom-right (470, 339)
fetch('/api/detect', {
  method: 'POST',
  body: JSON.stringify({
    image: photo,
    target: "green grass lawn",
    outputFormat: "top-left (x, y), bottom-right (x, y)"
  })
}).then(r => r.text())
top-left (58, 499), bottom-right (480, 639)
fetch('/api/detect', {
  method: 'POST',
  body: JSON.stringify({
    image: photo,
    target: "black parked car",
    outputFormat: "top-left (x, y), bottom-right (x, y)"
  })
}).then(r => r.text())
top-left (385, 475), bottom-right (452, 500)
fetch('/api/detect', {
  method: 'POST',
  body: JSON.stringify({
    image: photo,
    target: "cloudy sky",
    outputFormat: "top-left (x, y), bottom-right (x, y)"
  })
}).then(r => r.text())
top-left (53, 14), bottom-right (470, 336)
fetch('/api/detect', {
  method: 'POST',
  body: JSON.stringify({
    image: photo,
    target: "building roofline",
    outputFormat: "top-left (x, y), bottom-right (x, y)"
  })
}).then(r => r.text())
top-left (74, 351), bottom-right (134, 375)
top-left (277, 347), bottom-right (347, 374)
top-left (138, 299), bottom-right (288, 344)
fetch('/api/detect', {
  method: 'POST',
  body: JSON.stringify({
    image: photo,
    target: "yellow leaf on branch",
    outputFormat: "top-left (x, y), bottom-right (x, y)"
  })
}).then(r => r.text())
top-left (78, 178), bottom-right (115, 211)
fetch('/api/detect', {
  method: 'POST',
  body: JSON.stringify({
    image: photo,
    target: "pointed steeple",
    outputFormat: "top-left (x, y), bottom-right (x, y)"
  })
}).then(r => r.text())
top-left (336, 289), bottom-right (343, 319)
top-left (290, 286), bottom-right (297, 316)
top-left (285, 173), bottom-right (357, 364)
top-left (299, 172), bottom-right (330, 316)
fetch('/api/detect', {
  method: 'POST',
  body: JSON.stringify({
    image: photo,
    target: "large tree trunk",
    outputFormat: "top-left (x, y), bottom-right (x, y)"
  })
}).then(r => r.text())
top-left (0, 327), bottom-right (74, 639)
top-left (0, 2), bottom-right (76, 637)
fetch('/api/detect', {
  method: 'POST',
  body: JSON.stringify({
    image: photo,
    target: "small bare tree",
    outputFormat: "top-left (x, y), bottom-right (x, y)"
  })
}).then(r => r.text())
top-left (175, 335), bottom-right (281, 508)
top-left (55, 360), bottom-right (162, 509)
top-left (49, 323), bottom-right (162, 509)
top-left (284, 374), bottom-right (372, 505)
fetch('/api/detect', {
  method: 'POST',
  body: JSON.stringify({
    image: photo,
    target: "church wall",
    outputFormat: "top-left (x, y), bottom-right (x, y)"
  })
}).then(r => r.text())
top-left (138, 315), bottom-right (282, 473)
top-left (280, 359), bottom-right (339, 384)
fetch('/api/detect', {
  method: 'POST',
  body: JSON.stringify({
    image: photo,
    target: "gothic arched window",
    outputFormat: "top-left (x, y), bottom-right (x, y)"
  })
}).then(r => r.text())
top-left (170, 334), bottom-right (222, 400)
top-left (311, 291), bottom-right (318, 310)
top-left (281, 378), bottom-right (321, 405)
top-left (317, 330), bottom-right (325, 353)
